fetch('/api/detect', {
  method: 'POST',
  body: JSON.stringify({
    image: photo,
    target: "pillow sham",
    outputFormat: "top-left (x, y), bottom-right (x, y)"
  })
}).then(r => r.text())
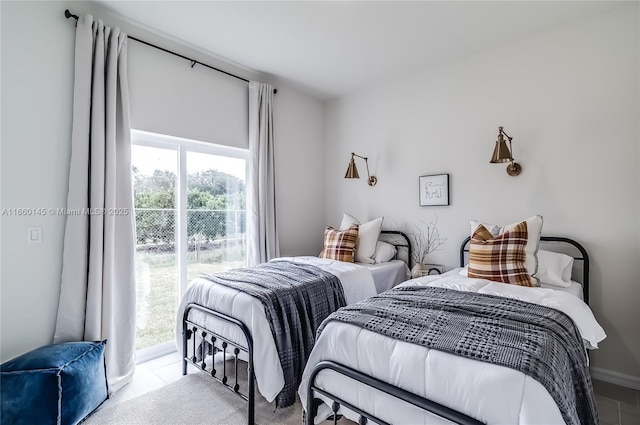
top-left (536, 249), bottom-right (574, 288)
top-left (319, 224), bottom-right (359, 263)
top-left (469, 215), bottom-right (543, 279)
top-left (468, 223), bottom-right (539, 287)
top-left (340, 213), bottom-right (383, 264)
top-left (373, 241), bottom-right (397, 263)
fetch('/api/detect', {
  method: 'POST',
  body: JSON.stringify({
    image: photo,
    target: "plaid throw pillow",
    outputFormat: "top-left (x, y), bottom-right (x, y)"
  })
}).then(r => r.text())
top-left (468, 222), bottom-right (539, 287)
top-left (469, 215), bottom-right (543, 277)
top-left (319, 225), bottom-right (359, 263)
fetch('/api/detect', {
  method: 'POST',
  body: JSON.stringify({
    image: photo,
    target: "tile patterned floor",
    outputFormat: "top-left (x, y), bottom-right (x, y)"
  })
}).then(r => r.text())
top-left (97, 351), bottom-right (186, 411)
top-left (102, 351), bottom-right (640, 425)
top-left (594, 379), bottom-right (640, 425)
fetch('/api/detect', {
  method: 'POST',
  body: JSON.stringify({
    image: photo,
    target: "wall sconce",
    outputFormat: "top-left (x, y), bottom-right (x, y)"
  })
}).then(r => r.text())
top-left (344, 152), bottom-right (377, 186)
top-left (490, 126), bottom-right (522, 176)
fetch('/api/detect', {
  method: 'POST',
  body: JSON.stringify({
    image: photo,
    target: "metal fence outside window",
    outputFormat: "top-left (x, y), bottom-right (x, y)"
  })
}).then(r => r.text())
top-left (135, 208), bottom-right (246, 253)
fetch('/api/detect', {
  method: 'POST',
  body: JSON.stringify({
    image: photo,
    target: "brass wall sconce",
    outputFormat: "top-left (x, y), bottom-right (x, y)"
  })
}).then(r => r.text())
top-left (490, 126), bottom-right (522, 176)
top-left (344, 152), bottom-right (377, 186)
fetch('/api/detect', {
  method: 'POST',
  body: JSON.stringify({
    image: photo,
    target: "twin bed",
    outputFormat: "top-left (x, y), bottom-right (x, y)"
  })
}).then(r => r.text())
top-left (178, 230), bottom-right (412, 423)
top-left (178, 219), bottom-right (605, 425)
top-left (300, 236), bottom-right (605, 425)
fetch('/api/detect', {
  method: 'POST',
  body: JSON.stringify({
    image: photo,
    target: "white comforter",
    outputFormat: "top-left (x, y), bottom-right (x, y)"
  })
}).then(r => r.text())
top-left (298, 271), bottom-right (606, 425)
top-left (176, 256), bottom-right (377, 403)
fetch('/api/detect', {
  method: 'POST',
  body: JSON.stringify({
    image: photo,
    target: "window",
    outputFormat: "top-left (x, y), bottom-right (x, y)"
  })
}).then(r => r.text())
top-left (131, 130), bottom-right (247, 358)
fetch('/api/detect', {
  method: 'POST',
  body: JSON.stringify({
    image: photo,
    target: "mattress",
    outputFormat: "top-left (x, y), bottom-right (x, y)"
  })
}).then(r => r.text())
top-left (176, 256), bottom-right (406, 403)
top-left (298, 273), bottom-right (606, 424)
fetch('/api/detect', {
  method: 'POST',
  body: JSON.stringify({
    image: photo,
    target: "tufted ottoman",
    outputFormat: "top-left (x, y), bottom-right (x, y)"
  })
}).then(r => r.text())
top-left (1, 340), bottom-right (108, 425)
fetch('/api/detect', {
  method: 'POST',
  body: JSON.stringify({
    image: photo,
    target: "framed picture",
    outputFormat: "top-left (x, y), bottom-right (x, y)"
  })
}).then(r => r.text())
top-left (419, 174), bottom-right (449, 206)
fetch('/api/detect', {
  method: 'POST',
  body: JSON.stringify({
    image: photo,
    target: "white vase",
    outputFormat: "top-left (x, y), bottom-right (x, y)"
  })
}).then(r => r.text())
top-left (411, 263), bottom-right (429, 278)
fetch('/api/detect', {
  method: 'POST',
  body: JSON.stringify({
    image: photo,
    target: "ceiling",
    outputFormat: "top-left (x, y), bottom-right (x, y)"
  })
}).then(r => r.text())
top-left (94, 1), bottom-right (625, 100)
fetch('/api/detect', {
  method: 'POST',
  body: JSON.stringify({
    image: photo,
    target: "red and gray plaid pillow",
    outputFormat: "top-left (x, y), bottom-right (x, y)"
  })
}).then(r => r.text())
top-left (319, 225), bottom-right (359, 263)
top-left (468, 222), bottom-right (539, 287)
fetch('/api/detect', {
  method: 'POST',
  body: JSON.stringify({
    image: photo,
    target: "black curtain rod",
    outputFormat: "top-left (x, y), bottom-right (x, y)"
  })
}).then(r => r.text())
top-left (64, 9), bottom-right (276, 94)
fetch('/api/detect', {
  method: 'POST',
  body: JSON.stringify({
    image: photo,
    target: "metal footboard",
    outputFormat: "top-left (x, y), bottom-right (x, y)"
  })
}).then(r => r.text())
top-left (182, 303), bottom-right (255, 425)
top-left (305, 360), bottom-right (484, 425)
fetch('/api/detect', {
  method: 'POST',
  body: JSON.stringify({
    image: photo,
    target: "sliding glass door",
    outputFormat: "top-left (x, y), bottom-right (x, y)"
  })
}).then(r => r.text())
top-left (131, 131), bottom-right (247, 359)
top-left (185, 151), bottom-right (246, 282)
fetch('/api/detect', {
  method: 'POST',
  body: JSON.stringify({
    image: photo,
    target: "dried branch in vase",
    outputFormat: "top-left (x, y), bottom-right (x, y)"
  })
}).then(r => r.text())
top-left (406, 216), bottom-right (447, 265)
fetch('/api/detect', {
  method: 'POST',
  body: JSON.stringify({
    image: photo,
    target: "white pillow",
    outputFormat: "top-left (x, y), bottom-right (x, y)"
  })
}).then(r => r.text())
top-left (469, 222), bottom-right (502, 237)
top-left (340, 213), bottom-right (383, 264)
top-left (536, 250), bottom-right (574, 288)
top-left (469, 215), bottom-right (543, 279)
top-left (373, 241), bottom-right (396, 263)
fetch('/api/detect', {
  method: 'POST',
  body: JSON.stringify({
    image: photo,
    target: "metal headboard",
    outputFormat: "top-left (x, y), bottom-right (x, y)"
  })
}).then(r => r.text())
top-left (379, 230), bottom-right (412, 268)
top-left (459, 236), bottom-right (590, 304)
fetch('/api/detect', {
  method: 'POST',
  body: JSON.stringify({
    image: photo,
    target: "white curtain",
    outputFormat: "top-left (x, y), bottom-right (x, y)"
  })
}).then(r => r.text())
top-left (247, 82), bottom-right (280, 266)
top-left (54, 15), bottom-right (136, 393)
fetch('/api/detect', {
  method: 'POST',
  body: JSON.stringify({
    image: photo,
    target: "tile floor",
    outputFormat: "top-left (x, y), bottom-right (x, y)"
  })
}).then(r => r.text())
top-left (594, 379), bottom-right (640, 425)
top-left (101, 351), bottom-right (640, 425)
top-left (98, 351), bottom-right (186, 411)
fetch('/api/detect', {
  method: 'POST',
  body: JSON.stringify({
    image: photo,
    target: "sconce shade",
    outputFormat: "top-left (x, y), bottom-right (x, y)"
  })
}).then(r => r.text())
top-left (344, 158), bottom-right (360, 179)
top-left (490, 139), bottom-right (513, 163)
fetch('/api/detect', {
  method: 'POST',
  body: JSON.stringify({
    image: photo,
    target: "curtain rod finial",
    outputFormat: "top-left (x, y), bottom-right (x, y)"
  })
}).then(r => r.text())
top-left (64, 9), bottom-right (79, 20)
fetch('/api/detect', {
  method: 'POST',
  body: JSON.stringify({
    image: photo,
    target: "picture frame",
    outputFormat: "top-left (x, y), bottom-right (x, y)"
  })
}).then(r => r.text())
top-left (419, 174), bottom-right (449, 206)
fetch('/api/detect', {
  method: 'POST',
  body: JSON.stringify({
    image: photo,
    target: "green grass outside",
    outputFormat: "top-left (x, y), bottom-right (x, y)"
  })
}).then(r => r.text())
top-left (135, 247), bottom-right (244, 351)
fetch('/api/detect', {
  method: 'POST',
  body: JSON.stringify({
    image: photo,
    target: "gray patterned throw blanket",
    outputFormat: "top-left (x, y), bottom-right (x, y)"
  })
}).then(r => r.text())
top-left (202, 261), bottom-right (346, 407)
top-left (318, 286), bottom-right (597, 425)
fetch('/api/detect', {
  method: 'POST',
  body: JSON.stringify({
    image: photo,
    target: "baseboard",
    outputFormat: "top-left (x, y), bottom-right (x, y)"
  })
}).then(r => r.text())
top-left (590, 367), bottom-right (640, 390)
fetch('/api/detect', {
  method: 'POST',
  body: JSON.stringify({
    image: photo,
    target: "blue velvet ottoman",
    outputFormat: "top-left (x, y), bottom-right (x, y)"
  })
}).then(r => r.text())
top-left (1, 340), bottom-right (108, 425)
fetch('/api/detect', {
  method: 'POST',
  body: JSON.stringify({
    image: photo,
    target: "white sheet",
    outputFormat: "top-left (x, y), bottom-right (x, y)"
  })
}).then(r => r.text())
top-left (541, 280), bottom-right (584, 300)
top-left (363, 259), bottom-right (410, 293)
top-left (298, 273), bottom-right (606, 424)
top-left (176, 256), bottom-right (388, 403)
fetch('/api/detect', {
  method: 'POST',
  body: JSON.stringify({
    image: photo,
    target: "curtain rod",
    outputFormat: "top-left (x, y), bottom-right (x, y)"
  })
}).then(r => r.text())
top-left (64, 9), bottom-right (277, 94)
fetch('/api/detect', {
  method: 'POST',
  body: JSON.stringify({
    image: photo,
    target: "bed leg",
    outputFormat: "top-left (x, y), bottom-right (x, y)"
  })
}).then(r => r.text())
top-left (304, 397), bottom-right (321, 425)
top-left (247, 361), bottom-right (255, 425)
top-left (182, 325), bottom-right (192, 376)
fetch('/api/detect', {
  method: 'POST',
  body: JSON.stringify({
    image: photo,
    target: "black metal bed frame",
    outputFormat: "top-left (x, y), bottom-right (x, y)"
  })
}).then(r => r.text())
top-left (181, 230), bottom-right (412, 425)
top-left (182, 303), bottom-right (256, 423)
top-left (305, 236), bottom-right (590, 425)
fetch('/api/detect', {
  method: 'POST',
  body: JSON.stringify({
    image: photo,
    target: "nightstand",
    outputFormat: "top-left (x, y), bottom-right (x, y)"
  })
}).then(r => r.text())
top-left (411, 264), bottom-right (446, 278)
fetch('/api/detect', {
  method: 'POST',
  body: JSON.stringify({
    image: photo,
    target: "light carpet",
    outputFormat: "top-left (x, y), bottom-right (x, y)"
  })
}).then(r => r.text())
top-left (84, 371), bottom-right (354, 425)
top-left (85, 372), bottom-right (303, 425)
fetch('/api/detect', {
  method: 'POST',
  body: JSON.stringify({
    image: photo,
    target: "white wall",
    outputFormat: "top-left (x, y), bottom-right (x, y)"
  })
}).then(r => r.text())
top-left (324, 4), bottom-right (640, 381)
top-left (1, 0), bottom-right (76, 363)
top-left (273, 87), bottom-right (326, 256)
top-left (0, 0), bottom-right (325, 361)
